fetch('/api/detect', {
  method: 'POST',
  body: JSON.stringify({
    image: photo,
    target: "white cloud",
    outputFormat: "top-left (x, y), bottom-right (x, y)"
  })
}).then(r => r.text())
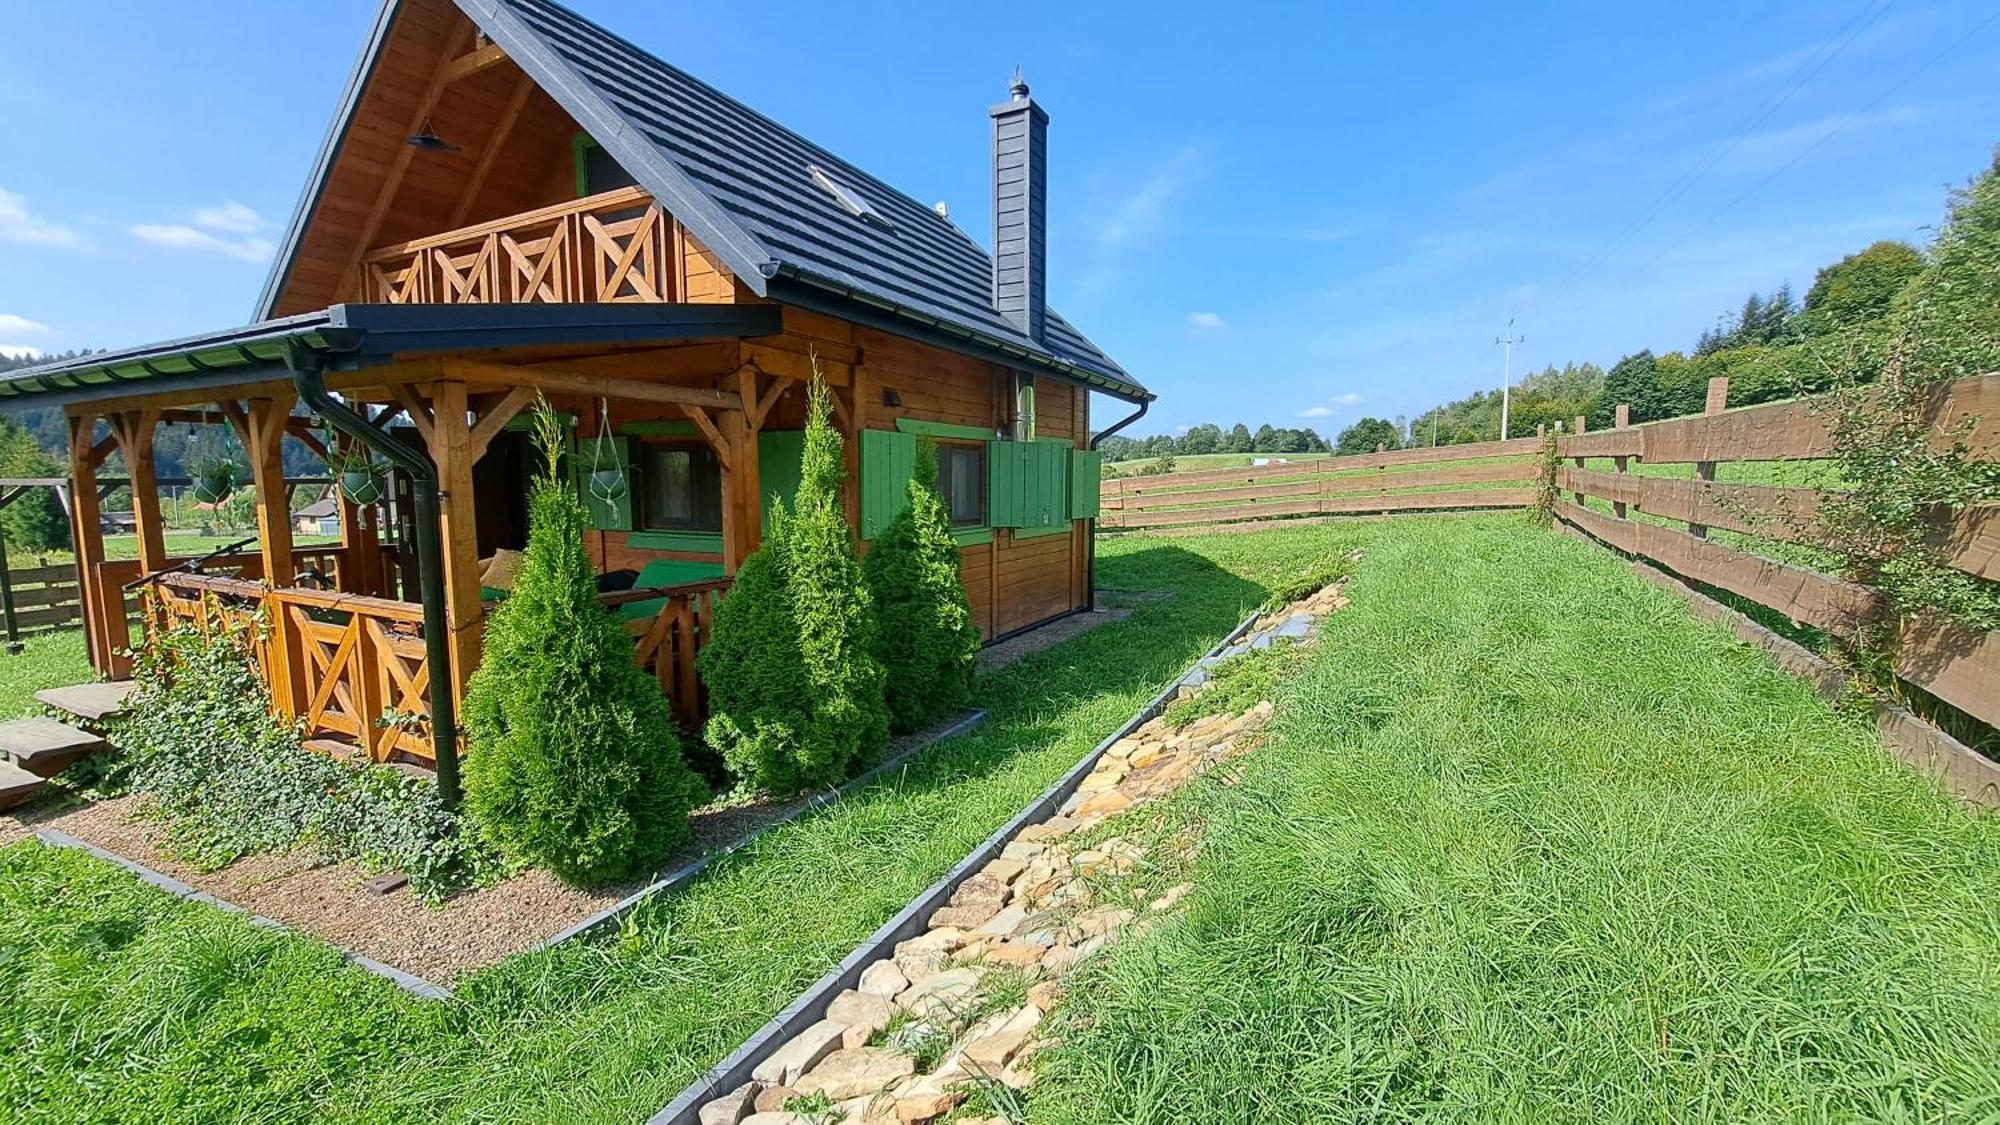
top-left (129, 201), bottom-right (276, 262)
top-left (1297, 406), bottom-right (1334, 418)
top-left (192, 201), bottom-right (268, 234)
top-left (1092, 146), bottom-right (1205, 257)
top-left (1335, 392), bottom-right (1363, 405)
top-left (1186, 311), bottom-right (1224, 331)
top-left (0, 313), bottom-right (53, 338)
top-left (130, 223), bottom-right (275, 262)
top-left (0, 188), bottom-right (82, 248)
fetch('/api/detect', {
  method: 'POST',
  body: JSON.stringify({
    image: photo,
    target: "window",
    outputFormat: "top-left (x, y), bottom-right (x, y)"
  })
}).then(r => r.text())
top-left (808, 163), bottom-right (891, 228)
top-left (936, 443), bottom-right (986, 527)
top-left (638, 442), bottom-right (723, 532)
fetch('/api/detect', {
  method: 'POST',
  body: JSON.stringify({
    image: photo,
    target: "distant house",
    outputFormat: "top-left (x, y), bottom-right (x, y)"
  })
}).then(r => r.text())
top-left (293, 496), bottom-right (341, 537)
top-left (98, 511), bottom-right (137, 534)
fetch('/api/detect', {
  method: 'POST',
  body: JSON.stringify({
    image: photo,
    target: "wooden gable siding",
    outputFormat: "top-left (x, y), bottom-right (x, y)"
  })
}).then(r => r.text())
top-left (270, 0), bottom-right (748, 315)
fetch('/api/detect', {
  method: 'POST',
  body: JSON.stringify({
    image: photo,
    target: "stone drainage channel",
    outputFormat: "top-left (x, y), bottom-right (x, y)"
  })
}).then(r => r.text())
top-left (657, 575), bottom-right (1355, 1125)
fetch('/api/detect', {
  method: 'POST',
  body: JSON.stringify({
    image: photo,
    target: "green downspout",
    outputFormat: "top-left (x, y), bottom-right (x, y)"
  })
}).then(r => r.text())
top-left (284, 344), bottom-right (463, 807)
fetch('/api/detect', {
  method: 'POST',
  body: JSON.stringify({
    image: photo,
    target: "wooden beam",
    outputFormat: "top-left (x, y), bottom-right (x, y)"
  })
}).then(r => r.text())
top-left (391, 385), bottom-right (438, 451)
top-left (448, 70), bottom-right (535, 227)
top-left (441, 40), bottom-right (508, 83)
top-left (334, 22), bottom-right (476, 300)
top-left (66, 412), bottom-right (113, 675)
top-left (107, 410), bottom-right (167, 576)
top-left (467, 385), bottom-right (537, 463)
top-left (285, 419), bottom-right (330, 460)
top-left (424, 381), bottom-right (483, 711)
top-left (683, 406), bottom-right (731, 471)
top-left (245, 397), bottom-right (300, 712)
top-left (735, 366), bottom-right (764, 556)
top-left (444, 357), bottom-right (745, 412)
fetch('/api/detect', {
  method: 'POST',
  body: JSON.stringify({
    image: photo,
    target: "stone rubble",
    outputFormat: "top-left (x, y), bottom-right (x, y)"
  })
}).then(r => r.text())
top-left (697, 576), bottom-right (1352, 1125)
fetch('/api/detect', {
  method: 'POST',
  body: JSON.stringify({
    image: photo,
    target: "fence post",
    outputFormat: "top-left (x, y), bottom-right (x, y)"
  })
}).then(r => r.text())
top-left (1571, 415), bottom-right (1587, 505)
top-left (1690, 378), bottom-right (1729, 539)
top-left (1612, 403), bottom-right (1632, 520)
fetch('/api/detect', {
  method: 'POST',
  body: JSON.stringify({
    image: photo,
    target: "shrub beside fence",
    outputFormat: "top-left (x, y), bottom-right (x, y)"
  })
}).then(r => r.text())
top-left (1555, 372), bottom-right (1998, 734)
top-left (1099, 437), bottom-right (1544, 530)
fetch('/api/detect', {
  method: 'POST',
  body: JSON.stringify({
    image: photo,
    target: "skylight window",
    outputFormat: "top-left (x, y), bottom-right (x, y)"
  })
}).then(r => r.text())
top-left (808, 164), bottom-right (890, 229)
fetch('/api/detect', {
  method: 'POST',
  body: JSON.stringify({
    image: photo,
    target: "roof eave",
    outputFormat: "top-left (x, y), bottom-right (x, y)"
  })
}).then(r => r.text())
top-left (767, 269), bottom-right (1152, 404)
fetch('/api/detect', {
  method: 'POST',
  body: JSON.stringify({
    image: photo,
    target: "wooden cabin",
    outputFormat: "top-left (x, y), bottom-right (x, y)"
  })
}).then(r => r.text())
top-left (0, 0), bottom-right (1149, 784)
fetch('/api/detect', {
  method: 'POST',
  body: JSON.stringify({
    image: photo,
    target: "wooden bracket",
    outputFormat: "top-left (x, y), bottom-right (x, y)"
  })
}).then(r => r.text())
top-left (467, 385), bottom-right (537, 463)
top-left (391, 386), bottom-right (438, 451)
top-left (684, 406), bottom-right (731, 471)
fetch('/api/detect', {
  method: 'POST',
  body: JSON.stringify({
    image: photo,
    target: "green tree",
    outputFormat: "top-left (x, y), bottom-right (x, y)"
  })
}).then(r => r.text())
top-left (1223, 423), bottom-right (1253, 453)
top-left (0, 418), bottom-right (69, 551)
top-left (702, 376), bottom-right (887, 792)
top-left (1335, 417), bottom-right (1402, 455)
top-left (862, 441), bottom-right (979, 734)
top-left (1180, 423), bottom-right (1223, 455)
top-left (463, 402), bottom-right (706, 886)
top-left (1596, 350), bottom-right (1657, 425)
top-left (1800, 240), bottom-right (1924, 335)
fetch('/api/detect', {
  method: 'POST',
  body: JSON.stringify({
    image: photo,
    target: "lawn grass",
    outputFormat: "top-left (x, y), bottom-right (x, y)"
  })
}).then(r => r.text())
top-left (0, 528), bottom-right (1320, 1122)
top-left (1031, 518), bottom-right (2000, 1122)
top-left (0, 629), bottom-right (90, 717)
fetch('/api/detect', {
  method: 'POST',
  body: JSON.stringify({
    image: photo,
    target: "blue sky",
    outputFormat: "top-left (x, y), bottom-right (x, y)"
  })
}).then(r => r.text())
top-left (1, 0), bottom-right (1996, 439)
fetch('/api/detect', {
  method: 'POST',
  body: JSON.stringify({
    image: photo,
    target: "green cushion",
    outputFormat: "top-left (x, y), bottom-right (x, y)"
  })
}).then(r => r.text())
top-left (616, 559), bottom-right (726, 621)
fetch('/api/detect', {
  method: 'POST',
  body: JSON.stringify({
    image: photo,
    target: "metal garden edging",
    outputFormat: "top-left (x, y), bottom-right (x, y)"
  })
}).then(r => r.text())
top-left (536, 708), bottom-right (991, 952)
top-left (34, 828), bottom-right (452, 1002)
top-left (649, 609), bottom-right (1263, 1124)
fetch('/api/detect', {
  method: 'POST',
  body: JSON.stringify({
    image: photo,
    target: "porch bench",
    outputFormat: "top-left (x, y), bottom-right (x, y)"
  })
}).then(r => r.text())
top-left (610, 560), bottom-right (726, 621)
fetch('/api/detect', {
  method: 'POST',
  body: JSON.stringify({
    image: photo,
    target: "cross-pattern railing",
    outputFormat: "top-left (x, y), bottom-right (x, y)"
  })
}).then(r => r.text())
top-left (605, 577), bottom-right (731, 728)
top-left (361, 186), bottom-right (686, 306)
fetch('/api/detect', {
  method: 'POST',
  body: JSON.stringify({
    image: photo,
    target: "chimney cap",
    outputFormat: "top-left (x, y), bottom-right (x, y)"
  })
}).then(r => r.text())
top-left (1009, 67), bottom-right (1030, 101)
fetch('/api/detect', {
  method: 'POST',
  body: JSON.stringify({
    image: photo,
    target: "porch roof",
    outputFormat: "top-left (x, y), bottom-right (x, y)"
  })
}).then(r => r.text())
top-left (0, 302), bottom-right (782, 410)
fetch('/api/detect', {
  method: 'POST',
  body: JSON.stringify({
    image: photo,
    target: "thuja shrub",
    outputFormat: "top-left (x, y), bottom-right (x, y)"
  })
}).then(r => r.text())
top-left (114, 618), bottom-right (503, 902)
top-left (702, 374), bottom-right (888, 792)
top-left (463, 403), bottom-right (708, 886)
top-left (863, 440), bottom-right (978, 734)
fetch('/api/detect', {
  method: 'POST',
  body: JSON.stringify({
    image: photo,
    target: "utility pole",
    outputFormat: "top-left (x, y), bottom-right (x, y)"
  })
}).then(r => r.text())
top-left (1495, 319), bottom-right (1522, 440)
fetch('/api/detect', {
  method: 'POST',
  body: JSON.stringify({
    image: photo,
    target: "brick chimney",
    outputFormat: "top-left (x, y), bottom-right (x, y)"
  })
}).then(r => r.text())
top-left (990, 69), bottom-right (1048, 344)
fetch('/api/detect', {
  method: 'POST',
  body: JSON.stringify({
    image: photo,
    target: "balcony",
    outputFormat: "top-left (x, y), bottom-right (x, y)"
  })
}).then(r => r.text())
top-left (361, 187), bottom-right (705, 306)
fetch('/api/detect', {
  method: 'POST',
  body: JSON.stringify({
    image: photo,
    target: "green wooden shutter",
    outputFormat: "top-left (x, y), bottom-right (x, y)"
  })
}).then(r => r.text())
top-left (1070, 449), bottom-right (1102, 519)
top-left (573, 433), bottom-right (633, 531)
top-left (987, 440), bottom-right (1026, 527)
top-left (758, 430), bottom-right (806, 530)
top-left (1029, 441), bottom-right (1070, 527)
top-left (860, 429), bottom-right (918, 538)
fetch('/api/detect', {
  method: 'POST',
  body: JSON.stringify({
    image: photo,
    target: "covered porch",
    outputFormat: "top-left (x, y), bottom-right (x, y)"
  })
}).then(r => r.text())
top-left (32, 300), bottom-right (867, 785)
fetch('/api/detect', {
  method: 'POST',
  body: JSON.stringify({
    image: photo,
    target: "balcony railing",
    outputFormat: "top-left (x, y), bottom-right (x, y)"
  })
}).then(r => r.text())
top-left (361, 186), bottom-right (689, 305)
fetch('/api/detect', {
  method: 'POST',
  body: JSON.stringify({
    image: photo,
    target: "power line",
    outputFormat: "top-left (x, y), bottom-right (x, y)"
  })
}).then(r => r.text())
top-left (1539, 0), bottom-right (1896, 315)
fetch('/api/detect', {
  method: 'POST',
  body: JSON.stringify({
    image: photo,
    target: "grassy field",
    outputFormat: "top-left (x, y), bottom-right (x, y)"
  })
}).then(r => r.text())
top-left (0, 527), bottom-right (1299, 1122)
top-left (0, 630), bottom-right (90, 717)
top-left (1032, 519), bottom-right (2000, 1122)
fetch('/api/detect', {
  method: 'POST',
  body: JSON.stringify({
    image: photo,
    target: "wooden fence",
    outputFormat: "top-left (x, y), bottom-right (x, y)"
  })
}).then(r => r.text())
top-left (1554, 372), bottom-right (1999, 736)
top-left (0, 563), bottom-right (83, 637)
top-left (1099, 436), bottom-right (1544, 530)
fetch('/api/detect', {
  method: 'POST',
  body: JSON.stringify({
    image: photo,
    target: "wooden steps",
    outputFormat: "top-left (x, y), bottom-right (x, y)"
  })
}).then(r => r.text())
top-left (0, 760), bottom-right (44, 812)
top-left (0, 716), bottom-right (107, 778)
top-left (36, 680), bottom-right (136, 725)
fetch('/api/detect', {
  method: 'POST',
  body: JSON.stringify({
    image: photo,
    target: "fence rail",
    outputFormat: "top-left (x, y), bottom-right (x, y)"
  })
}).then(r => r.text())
top-left (1100, 438), bottom-right (1543, 531)
top-left (1555, 371), bottom-right (2000, 732)
top-left (0, 563), bottom-right (83, 634)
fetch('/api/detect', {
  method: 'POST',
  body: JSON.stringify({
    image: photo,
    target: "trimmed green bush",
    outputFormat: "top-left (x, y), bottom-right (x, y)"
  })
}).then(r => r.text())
top-left (702, 376), bottom-right (887, 792)
top-left (863, 440), bottom-right (978, 733)
top-left (463, 403), bottom-right (707, 886)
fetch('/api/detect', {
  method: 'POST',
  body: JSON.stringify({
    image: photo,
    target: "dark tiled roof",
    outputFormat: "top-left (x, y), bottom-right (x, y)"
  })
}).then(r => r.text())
top-left (458, 0), bottom-right (1145, 401)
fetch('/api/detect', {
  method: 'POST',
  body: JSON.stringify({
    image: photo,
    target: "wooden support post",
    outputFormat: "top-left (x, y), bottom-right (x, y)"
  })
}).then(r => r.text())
top-left (1690, 378), bottom-right (1729, 539)
top-left (245, 397), bottom-right (300, 712)
top-left (65, 413), bottom-right (113, 675)
top-left (846, 364), bottom-right (870, 543)
top-left (717, 409), bottom-right (751, 572)
top-left (1571, 415), bottom-right (1587, 506)
top-left (1612, 403), bottom-right (1632, 519)
top-left (736, 365), bottom-right (764, 555)
top-left (425, 382), bottom-right (484, 708)
top-left (107, 408), bottom-right (169, 589)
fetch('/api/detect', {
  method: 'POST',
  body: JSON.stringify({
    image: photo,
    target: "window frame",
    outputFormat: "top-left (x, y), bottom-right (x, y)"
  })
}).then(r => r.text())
top-left (935, 440), bottom-right (988, 529)
top-left (633, 439), bottom-right (725, 534)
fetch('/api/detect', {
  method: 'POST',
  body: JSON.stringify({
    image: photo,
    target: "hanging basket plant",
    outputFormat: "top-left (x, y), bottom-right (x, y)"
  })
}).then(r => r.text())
top-left (190, 457), bottom-right (237, 505)
top-left (585, 399), bottom-right (628, 502)
top-left (323, 431), bottom-right (387, 506)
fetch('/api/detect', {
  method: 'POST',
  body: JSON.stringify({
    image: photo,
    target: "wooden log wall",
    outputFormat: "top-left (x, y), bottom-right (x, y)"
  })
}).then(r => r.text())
top-left (1556, 372), bottom-right (2000, 733)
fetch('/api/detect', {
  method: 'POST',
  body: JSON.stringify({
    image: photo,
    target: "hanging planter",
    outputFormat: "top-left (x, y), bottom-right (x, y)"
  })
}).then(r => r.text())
top-left (190, 458), bottom-right (237, 505)
top-left (323, 428), bottom-right (387, 505)
top-left (586, 398), bottom-right (628, 502)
